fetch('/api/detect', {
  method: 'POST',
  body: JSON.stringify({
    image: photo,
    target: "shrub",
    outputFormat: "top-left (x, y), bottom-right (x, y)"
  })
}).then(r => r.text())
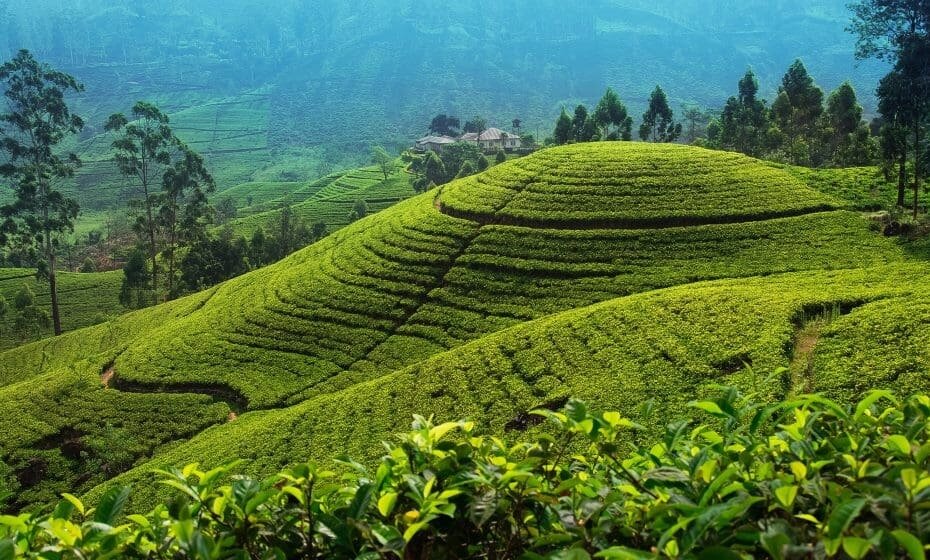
top-left (4, 386), bottom-right (930, 559)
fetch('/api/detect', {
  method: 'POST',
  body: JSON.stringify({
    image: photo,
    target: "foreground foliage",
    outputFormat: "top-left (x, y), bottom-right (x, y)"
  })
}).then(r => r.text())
top-left (4, 387), bottom-right (930, 559)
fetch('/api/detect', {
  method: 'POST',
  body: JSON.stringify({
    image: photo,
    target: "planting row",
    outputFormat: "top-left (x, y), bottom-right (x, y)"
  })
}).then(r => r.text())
top-left (88, 264), bottom-right (930, 512)
top-left (438, 143), bottom-right (839, 227)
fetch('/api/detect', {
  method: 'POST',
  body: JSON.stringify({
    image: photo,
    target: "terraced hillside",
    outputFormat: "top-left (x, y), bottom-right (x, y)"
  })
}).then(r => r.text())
top-left (0, 269), bottom-right (124, 351)
top-left (0, 143), bottom-right (924, 510)
top-left (224, 162), bottom-right (415, 237)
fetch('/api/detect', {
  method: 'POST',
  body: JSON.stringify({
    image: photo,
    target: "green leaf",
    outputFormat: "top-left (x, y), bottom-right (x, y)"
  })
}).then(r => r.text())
top-left (892, 530), bottom-right (926, 560)
top-left (403, 520), bottom-right (428, 542)
top-left (886, 435), bottom-right (912, 456)
top-left (774, 485), bottom-right (798, 508)
top-left (60, 493), bottom-right (85, 517)
top-left (94, 485), bottom-right (131, 525)
top-left (854, 390), bottom-right (896, 421)
top-left (827, 498), bottom-right (866, 539)
top-left (348, 483), bottom-right (375, 520)
top-left (0, 539), bottom-right (13, 560)
top-left (842, 537), bottom-right (872, 560)
top-left (760, 531), bottom-right (790, 560)
top-left (378, 492), bottom-right (399, 518)
top-left (595, 546), bottom-right (656, 559)
top-left (691, 401), bottom-right (725, 416)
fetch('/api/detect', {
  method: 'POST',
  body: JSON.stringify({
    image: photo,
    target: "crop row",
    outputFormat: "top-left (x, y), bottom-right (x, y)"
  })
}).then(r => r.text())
top-left (0, 365), bottom-right (229, 510)
top-left (0, 269), bottom-right (124, 351)
top-left (226, 164), bottom-right (415, 238)
top-left (439, 143), bottom-right (839, 226)
top-left (90, 264), bottom-right (930, 511)
top-left (113, 197), bottom-right (479, 407)
top-left (393, 211), bottom-right (906, 347)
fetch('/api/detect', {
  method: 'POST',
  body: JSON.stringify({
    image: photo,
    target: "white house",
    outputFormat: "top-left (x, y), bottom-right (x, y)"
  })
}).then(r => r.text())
top-left (415, 127), bottom-right (523, 154)
top-left (474, 128), bottom-right (522, 152)
top-left (414, 135), bottom-right (457, 153)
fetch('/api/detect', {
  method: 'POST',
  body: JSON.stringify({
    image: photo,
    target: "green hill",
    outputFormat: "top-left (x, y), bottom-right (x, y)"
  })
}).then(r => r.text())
top-left (0, 269), bottom-right (124, 351)
top-left (222, 162), bottom-right (415, 238)
top-left (0, 142), bottom-right (924, 510)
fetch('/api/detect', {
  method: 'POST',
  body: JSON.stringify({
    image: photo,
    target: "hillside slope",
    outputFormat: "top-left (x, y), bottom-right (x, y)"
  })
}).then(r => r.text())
top-left (0, 143), bottom-right (919, 509)
top-left (88, 264), bottom-right (930, 508)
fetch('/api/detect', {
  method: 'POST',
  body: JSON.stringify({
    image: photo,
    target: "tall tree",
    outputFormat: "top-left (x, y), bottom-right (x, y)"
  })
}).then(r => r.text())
top-left (779, 60), bottom-right (824, 137)
top-left (554, 108), bottom-right (573, 145)
top-left (105, 101), bottom-right (176, 305)
top-left (850, 0), bottom-right (930, 216)
top-left (681, 104), bottom-right (712, 143)
top-left (639, 85), bottom-right (682, 142)
top-left (593, 88), bottom-right (633, 140)
top-left (826, 82), bottom-right (875, 166)
top-left (571, 105), bottom-right (589, 142)
top-left (119, 247), bottom-right (149, 309)
top-left (0, 50), bottom-right (83, 336)
top-left (718, 69), bottom-right (771, 157)
top-left (159, 149), bottom-right (214, 298)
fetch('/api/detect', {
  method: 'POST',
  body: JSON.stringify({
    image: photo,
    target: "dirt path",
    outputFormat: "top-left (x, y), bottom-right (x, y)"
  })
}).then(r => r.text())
top-left (100, 365), bottom-right (115, 388)
top-left (789, 320), bottom-right (825, 395)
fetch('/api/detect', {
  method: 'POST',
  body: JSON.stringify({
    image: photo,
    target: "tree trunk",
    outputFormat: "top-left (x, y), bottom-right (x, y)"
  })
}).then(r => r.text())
top-left (914, 124), bottom-right (921, 219)
top-left (48, 243), bottom-right (62, 336)
top-left (898, 146), bottom-right (907, 208)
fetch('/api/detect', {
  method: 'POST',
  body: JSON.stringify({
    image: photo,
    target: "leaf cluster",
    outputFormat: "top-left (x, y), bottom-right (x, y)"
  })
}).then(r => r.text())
top-left (5, 388), bottom-right (930, 559)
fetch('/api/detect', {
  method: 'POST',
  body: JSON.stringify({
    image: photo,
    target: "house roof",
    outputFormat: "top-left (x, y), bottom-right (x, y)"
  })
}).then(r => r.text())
top-left (478, 128), bottom-right (514, 141)
top-left (417, 135), bottom-right (457, 145)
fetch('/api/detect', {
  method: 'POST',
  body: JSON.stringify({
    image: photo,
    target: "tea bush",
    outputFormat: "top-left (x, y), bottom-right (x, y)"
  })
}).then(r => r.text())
top-left (5, 387), bottom-right (930, 559)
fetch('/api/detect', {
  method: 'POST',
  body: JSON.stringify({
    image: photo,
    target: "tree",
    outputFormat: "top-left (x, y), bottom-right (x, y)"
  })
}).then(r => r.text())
top-left (825, 82), bottom-right (874, 166)
top-left (779, 60), bottom-right (824, 137)
top-left (681, 104), bottom-right (712, 143)
top-left (11, 283), bottom-right (50, 340)
top-left (159, 149), bottom-right (215, 298)
top-left (180, 228), bottom-right (248, 292)
top-left (639, 86), bottom-right (682, 142)
top-left (570, 105), bottom-right (600, 143)
top-left (593, 88), bottom-right (633, 140)
top-left (718, 69), bottom-right (771, 157)
top-left (371, 145), bottom-right (392, 180)
top-left (0, 50), bottom-right (83, 336)
top-left (850, 0), bottom-right (930, 216)
top-left (428, 114), bottom-right (460, 137)
top-left (311, 221), bottom-right (327, 241)
top-left (456, 160), bottom-right (475, 179)
top-left (476, 154), bottom-right (490, 172)
top-left (554, 108), bottom-right (573, 145)
top-left (79, 257), bottom-right (96, 273)
top-left (848, 0), bottom-right (930, 62)
top-left (119, 248), bottom-right (149, 308)
top-left (349, 199), bottom-right (368, 222)
top-left (214, 196), bottom-right (237, 224)
top-left (105, 101), bottom-right (179, 304)
top-left (438, 142), bottom-right (482, 183)
top-left (419, 151), bottom-right (446, 191)
top-left (463, 116), bottom-right (487, 135)
top-left (495, 149), bottom-right (507, 164)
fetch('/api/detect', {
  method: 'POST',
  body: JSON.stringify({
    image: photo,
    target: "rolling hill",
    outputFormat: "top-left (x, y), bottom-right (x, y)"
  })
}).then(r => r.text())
top-left (1, 142), bottom-right (927, 511)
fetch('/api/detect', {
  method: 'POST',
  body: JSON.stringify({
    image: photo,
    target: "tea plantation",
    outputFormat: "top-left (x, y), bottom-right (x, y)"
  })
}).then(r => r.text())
top-left (224, 162), bottom-right (415, 238)
top-left (2, 142), bottom-right (928, 515)
top-left (0, 269), bottom-right (124, 351)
